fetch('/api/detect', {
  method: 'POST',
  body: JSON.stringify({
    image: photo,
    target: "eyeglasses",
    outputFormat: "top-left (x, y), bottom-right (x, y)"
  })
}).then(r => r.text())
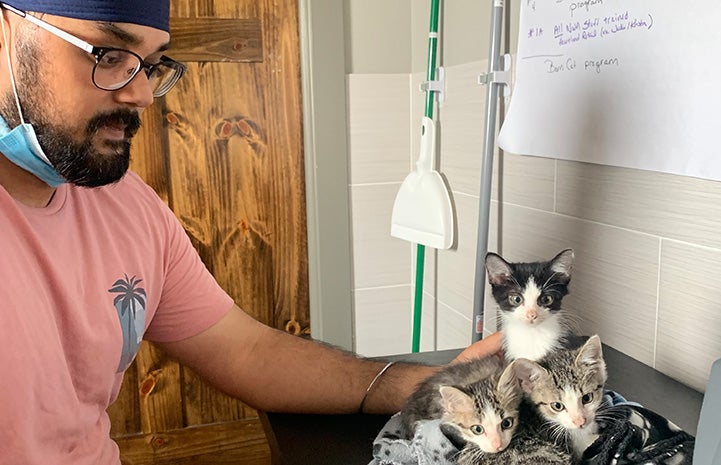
top-left (0, 2), bottom-right (186, 97)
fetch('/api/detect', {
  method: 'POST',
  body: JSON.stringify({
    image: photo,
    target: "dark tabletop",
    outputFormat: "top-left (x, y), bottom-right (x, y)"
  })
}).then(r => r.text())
top-left (261, 344), bottom-right (704, 465)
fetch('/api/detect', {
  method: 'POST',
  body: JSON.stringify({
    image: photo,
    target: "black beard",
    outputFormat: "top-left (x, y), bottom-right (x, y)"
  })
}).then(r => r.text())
top-left (34, 109), bottom-right (142, 187)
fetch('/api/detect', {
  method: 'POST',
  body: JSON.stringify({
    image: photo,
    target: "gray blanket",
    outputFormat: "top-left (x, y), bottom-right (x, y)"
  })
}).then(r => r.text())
top-left (369, 391), bottom-right (694, 465)
top-left (370, 415), bottom-right (459, 465)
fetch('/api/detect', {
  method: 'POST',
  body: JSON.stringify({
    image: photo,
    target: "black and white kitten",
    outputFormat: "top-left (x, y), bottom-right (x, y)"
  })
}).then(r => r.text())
top-left (513, 335), bottom-right (608, 461)
top-left (400, 357), bottom-right (523, 455)
top-left (485, 249), bottom-right (575, 361)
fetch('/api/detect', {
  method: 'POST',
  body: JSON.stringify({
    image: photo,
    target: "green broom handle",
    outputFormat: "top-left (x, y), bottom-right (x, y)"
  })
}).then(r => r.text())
top-left (424, 0), bottom-right (439, 120)
top-left (412, 0), bottom-right (440, 353)
top-left (412, 246), bottom-right (425, 353)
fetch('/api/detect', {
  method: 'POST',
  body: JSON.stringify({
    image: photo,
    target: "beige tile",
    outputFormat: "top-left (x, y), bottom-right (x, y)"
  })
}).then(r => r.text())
top-left (656, 241), bottom-right (721, 392)
top-left (353, 286), bottom-right (436, 356)
top-left (346, 0), bottom-right (411, 74)
top-left (557, 161), bottom-right (721, 249)
top-left (495, 204), bottom-right (660, 366)
top-left (351, 185), bottom-right (413, 289)
top-left (437, 301), bottom-right (474, 350)
top-left (410, 71), bottom-right (426, 145)
top-left (354, 286), bottom-right (413, 357)
top-left (436, 192), bottom-right (480, 314)
top-left (494, 153), bottom-right (556, 211)
top-left (347, 74), bottom-right (411, 184)
top-left (433, 195), bottom-right (503, 340)
top-left (437, 61), bottom-right (488, 197)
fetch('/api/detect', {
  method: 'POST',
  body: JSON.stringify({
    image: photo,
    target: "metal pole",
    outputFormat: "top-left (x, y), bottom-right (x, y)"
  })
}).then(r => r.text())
top-left (472, 0), bottom-right (505, 342)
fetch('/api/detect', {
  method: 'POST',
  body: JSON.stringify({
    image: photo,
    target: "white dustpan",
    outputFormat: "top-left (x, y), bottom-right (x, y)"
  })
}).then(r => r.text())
top-left (391, 116), bottom-right (454, 249)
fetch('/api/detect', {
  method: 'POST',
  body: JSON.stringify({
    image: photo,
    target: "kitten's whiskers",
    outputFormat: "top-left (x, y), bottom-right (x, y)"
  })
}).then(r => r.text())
top-left (542, 271), bottom-right (561, 290)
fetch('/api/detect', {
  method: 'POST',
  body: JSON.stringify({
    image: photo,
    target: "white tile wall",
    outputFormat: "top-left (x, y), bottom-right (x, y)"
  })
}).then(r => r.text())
top-left (656, 241), bottom-right (721, 392)
top-left (350, 184), bottom-right (411, 289)
top-left (353, 286), bottom-right (413, 357)
top-left (556, 161), bottom-right (721, 250)
top-left (347, 74), bottom-right (412, 184)
top-left (347, 63), bottom-right (721, 393)
top-left (435, 193), bottom-right (480, 318)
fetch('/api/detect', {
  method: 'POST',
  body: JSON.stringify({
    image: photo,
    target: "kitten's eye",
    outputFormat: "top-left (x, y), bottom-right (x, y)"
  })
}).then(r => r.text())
top-left (550, 402), bottom-right (565, 412)
top-left (470, 424), bottom-right (484, 435)
top-left (539, 295), bottom-right (554, 306)
top-left (582, 392), bottom-right (594, 404)
top-left (501, 417), bottom-right (514, 430)
top-left (508, 294), bottom-right (523, 306)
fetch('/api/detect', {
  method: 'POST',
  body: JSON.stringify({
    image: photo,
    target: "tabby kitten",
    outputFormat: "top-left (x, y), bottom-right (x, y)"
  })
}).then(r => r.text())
top-left (401, 357), bottom-right (522, 455)
top-left (485, 249), bottom-right (575, 361)
top-left (513, 335), bottom-right (608, 460)
top-left (457, 430), bottom-right (573, 465)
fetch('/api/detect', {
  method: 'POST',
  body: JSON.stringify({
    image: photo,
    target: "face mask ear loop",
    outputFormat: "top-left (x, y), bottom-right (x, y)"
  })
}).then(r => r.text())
top-left (0, 9), bottom-right (27, 125)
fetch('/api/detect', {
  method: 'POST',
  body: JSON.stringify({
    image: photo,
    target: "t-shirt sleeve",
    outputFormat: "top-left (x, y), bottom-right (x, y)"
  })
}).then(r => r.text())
top-left (142, 191), bottom-right (234, 343)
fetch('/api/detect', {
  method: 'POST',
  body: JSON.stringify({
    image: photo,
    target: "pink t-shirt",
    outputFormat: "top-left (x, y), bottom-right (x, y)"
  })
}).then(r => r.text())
top-left (0, 171), bottom-right (234, 464)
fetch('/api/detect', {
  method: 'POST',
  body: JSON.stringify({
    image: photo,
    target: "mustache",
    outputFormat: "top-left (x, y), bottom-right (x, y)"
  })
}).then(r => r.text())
top-left (86, 109), bottom-right (142, 138)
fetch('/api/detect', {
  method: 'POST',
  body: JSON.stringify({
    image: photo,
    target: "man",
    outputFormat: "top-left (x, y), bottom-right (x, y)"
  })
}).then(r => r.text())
top-left (0, 0), bottom-right (502, 463)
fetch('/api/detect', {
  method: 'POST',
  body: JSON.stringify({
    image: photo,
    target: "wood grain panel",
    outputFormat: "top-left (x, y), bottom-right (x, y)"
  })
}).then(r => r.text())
top-left (257, 0), bottom-right (309, 334)
top-left (171, 0), bottom-right (260, 18)
top-left (170, 18), bottom-right (263, 63)
top-left (116, 419), bottom-right (271, 465)
top-left (163, 63), bottom-right (276, 327)
top-left (135, 343), bottom-right (184, 433)
top-left (113, 0), bottom-right (306, 460)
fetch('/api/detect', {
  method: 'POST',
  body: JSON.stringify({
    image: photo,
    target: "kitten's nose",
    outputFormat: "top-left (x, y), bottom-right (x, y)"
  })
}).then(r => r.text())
top-left (525, 308), bottom-right (538, 322)
top-left (572, 416), bottom-right (586, 427)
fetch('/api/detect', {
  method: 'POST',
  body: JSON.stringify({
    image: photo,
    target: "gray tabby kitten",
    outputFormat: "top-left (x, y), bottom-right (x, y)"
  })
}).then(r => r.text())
top-left (485, 249), bottom-right (575, 361)
top-left (457, 430), bottom-right (573, 465)
top-left (513, 335), bottom-right (608, 461)
top-left (400, 357), bottom-right (523, 455)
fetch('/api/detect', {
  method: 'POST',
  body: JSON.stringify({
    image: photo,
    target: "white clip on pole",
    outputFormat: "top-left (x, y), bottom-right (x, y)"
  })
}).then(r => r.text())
top-left (420, 66), bottom-right (445, 105)
top-left (478, 53), bottom-right (512, 98)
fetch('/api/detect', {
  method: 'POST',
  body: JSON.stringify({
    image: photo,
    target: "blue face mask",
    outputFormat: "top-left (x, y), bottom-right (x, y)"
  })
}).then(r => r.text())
top-left (0, 116), bottom-right (65, 187)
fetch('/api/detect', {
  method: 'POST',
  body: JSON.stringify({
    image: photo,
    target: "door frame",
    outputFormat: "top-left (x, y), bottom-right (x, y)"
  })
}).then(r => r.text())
top-left (299, 0), bottom-right (354, 350)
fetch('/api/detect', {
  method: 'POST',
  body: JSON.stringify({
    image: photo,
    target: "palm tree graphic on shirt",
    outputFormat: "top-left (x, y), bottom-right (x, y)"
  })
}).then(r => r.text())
top-left (109, 274), bottom-right (147, 372)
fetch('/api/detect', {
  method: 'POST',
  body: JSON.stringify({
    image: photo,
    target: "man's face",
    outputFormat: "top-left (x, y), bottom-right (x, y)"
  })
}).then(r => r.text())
top-left (0, 14), bottom-right (170, 187)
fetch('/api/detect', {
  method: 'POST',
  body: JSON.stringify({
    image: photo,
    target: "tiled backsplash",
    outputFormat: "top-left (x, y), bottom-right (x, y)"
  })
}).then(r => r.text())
top-left (347, 61), bottom-right (721, 393)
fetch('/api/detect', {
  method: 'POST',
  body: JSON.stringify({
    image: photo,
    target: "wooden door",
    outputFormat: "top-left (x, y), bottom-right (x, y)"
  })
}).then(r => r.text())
top-left (107, 0), bottom-right (309, 462)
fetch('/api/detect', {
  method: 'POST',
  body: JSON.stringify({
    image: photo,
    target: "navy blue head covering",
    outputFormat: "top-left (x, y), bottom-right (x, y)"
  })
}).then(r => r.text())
top-left (3, 0), bottom-right (170, 32)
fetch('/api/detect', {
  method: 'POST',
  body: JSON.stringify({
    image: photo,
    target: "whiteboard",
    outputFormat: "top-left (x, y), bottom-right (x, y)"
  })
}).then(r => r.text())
top-left (497, 0), bottom-right (721, 181)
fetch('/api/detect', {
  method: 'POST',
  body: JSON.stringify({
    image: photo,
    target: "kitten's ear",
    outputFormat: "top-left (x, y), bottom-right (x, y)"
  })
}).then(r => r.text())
top-left (485, 252), bottom-right (513, 285)
top-left (497, 361), bottom-right (522, 400)
top-left (439, 386), bottom-right (475, 414)
top-left (575, 335), bottom-right (606, 374)
top-left (550, 249), bottom-right (574, 279)
top-left (512, 358), bottom-right (548, 393)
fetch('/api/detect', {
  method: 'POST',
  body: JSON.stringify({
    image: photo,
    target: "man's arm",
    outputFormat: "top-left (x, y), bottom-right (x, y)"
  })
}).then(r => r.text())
top-left (156, 305), bottom-right (502, 414)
